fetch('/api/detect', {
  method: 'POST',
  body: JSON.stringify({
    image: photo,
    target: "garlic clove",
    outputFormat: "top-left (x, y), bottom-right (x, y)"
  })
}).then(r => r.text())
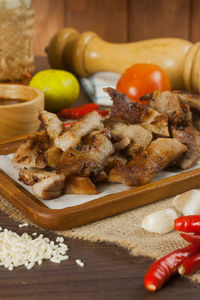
top-left (141, 208), bottom-right (178, 234)
top-left (173, 189), bottom-right (200, 216)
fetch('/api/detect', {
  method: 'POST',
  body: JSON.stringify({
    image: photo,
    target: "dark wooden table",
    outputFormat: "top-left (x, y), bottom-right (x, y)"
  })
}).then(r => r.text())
top-left (0, 57), bottom-right (200, 300)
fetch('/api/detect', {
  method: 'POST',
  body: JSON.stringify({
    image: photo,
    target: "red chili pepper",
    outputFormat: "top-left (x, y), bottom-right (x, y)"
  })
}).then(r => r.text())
top-left (144, 245), bottom-right (199, 291)
top-left (23, 72), bottom-right (32, 79)
top-left (180, 232), bottom-right (200, 247)
top-left (57, 103), bottom-right (100, 119)
top-left (178, 252), bottom-right (200, 275)
top-left (64, 121), bottom-right (75, 128)
top-left (174, 215), bottom-right (200, 233)
top-left (97, 109), bottom-right (109, 116)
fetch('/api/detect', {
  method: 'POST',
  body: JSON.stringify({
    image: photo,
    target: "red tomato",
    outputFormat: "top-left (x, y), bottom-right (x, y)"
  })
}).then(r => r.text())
top-left (116, 63), bottom-right (171, 103)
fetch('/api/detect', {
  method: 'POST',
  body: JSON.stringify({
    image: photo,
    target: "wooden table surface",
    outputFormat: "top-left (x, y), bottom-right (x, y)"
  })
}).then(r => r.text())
top-left (0, 57), bottom-right (200, 300)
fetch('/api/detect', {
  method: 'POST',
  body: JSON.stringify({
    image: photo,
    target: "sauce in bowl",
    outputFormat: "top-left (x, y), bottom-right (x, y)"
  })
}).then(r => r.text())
top-left (0, 98), bottom-right (26, 105)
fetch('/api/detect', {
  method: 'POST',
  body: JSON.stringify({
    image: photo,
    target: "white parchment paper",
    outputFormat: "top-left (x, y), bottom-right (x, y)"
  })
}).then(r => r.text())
top-left (0, 154), bottom-right (200, 210)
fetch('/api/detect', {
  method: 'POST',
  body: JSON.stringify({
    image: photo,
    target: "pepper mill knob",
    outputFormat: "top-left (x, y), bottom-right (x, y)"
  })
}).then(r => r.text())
top-left (47, 28), bottom-right (200, 93)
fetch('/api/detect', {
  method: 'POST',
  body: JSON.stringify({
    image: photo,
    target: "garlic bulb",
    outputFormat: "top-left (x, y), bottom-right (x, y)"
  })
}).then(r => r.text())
top-left (173, 189), bottom-right (200, 216)
top-left (141, 208), bottom-right (178, 234)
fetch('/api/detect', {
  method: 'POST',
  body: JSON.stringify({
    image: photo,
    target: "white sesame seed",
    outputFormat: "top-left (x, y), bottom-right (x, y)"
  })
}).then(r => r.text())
top-left (75, 259), bottom-right (85, 267)
top-left (59, 237), bottom-right (64, 243)
top-left (58, 243), bottom-right (68, 249)
top-left (59, 255), bottom-right (69, 261)
top-left (19, 223), bottom-right (29, 228)
top-left (8, 264), bottom-right (13, 271)
top-left (27, 262), bottom-right (35, 270)
top-left (43, 237), bottom-right (50, 242)
top-left (50, 257), bottom-right (61, 264)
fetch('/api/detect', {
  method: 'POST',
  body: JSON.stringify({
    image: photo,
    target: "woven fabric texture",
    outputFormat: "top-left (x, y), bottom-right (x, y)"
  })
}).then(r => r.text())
top-left (0, 8), bottom-right (34, 81)
top-left (0, 193), bottom-right (200, 283)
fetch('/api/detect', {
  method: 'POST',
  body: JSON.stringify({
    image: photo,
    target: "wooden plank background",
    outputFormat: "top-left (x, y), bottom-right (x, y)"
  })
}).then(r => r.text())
top-left (32, 0), bottom-right (199, 56)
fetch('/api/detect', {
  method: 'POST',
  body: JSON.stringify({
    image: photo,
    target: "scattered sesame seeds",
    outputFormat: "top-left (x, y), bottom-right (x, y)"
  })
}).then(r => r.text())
top-left (75, 259), bottom-right (85, 267)
top-left (56, 236), bottom-right (64, 243)
top-left (0, 228), bottom-right (69, 271)
top-left (0, 227), bottom-right (87, 271)
top-left (19, 223), bottom-right (29, 228)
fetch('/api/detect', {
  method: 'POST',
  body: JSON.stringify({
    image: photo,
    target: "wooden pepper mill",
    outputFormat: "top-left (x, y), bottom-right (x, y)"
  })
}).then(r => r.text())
top-left (47, 28), bottom-right (200, 93)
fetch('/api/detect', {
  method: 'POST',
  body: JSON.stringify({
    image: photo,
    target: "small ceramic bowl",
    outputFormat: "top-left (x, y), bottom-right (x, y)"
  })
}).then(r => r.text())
top-left (0, 84), bottom-right (44, 141)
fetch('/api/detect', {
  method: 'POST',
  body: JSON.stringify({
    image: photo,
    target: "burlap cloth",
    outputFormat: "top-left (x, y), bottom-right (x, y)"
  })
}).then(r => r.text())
top-left (0, 192), bottom-right (200, 283)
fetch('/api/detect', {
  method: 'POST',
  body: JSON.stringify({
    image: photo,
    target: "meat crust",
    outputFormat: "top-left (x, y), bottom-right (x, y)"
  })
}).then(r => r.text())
top-left (172, 124), bottom-right (200, 169)
top-left (150, 90), bottom-right (192, 125)
top-left (108, 138), bottom-right (187, 186)
top-left (58, 128), bottom-right (114, 177)
top-left (173, 90), bottom-right (200, 112)
top-left (64, 176), bottom-right (98, 195)
top-left (105, 87), bottom-right (169, 136)
top-left (39, 110), bottom-right (63, 141)
top-left (104, 87), bottom-right (149, 123)
top-left (111, 122), bottom-right (152, 149)
top-left (18, 168), bottom-right (58, 186)
top-left (54, 110), bottom-right (103, 152)
top-left (32, 174), bottom-right (66, 200)
top-left (13, 132), bottom-right (50, 169)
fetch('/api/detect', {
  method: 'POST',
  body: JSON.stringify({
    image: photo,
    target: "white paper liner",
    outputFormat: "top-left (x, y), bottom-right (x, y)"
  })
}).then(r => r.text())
top-left (1, 154), bottom-right (200, 210)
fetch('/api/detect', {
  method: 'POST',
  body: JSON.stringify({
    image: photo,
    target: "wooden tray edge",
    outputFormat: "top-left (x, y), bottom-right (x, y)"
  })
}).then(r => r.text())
top-left (0, 167), bottom-right (200, 230)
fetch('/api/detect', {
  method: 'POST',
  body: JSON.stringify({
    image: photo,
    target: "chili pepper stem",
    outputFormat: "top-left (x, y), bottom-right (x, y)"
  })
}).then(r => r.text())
top-left (178, 265), bottom-right (185, 275)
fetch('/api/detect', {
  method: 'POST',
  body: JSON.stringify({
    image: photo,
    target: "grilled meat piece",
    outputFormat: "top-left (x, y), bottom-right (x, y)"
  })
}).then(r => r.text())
top-left (13, 132), bottom-right (50, 169)
top-left (54, 110), bottom-right (103, 152)
top-left (58, 128), bottom-right (114, 177)
top-left (45, 145), bottom-right (62, 169)
top-left (111, 121), bottom-right (151, 156)
top-left (92, 171), bottom-right (108, 183)
top-left (39, 111), bottom-right (64, 168)
top-left (64, 176), bottom-right (98, 195)
top-left (150, 91), bottom-right (192, 125)
top-left (173, 90), bottom-right (200, 112)
top-left (125, 143), bottom-right (144, 158)
top-left (32, 174), bottom-right (66, 200)
top-left (105, 87), bottom-right (149, 123)
top-left (105, 154), bottom-right (127, 172)
top-left (111, 122), bottom-right (152, 149)
top-left (105, 87), bottom-right (169, 136)
top-left (172, 124), bottom-right (200, 169)
top-left (191, 109), bottom-right (200, 131)
top-left (140, 109), bottom-right (169, 136)
top-left (113, 137), bottom-right (130, 152)
top-left (39, 111), bottom-right (63, 141)
top-left (18, 168), bottom-right (58, 186)
top-left (108, 138), bottom-right (187, 186)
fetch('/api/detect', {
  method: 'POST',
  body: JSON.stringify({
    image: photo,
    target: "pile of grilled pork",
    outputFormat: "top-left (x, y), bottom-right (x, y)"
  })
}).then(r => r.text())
top-left (13, 88), bottom-right (200, 200)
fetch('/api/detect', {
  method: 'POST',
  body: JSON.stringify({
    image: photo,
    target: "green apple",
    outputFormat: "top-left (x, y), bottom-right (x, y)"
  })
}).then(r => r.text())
top-left (29, 69), bottom-right (80, 113)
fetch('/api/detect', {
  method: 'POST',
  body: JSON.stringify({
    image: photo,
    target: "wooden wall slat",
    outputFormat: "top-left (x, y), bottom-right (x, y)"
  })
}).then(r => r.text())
top-left (32, 0), bottom-right (65, 55)
top-left (64, 0), bottom-right (127, 43)
top-left (190, 0), bottom-right (200, 42)
top-left (32, 0), bottom-right (196, 56)
top-left (127, 0), bottom-right (191, 42)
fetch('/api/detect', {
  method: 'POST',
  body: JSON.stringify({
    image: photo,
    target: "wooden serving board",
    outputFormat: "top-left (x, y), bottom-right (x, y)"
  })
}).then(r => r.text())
top-left (0, 136), bottom-right (200, 230)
